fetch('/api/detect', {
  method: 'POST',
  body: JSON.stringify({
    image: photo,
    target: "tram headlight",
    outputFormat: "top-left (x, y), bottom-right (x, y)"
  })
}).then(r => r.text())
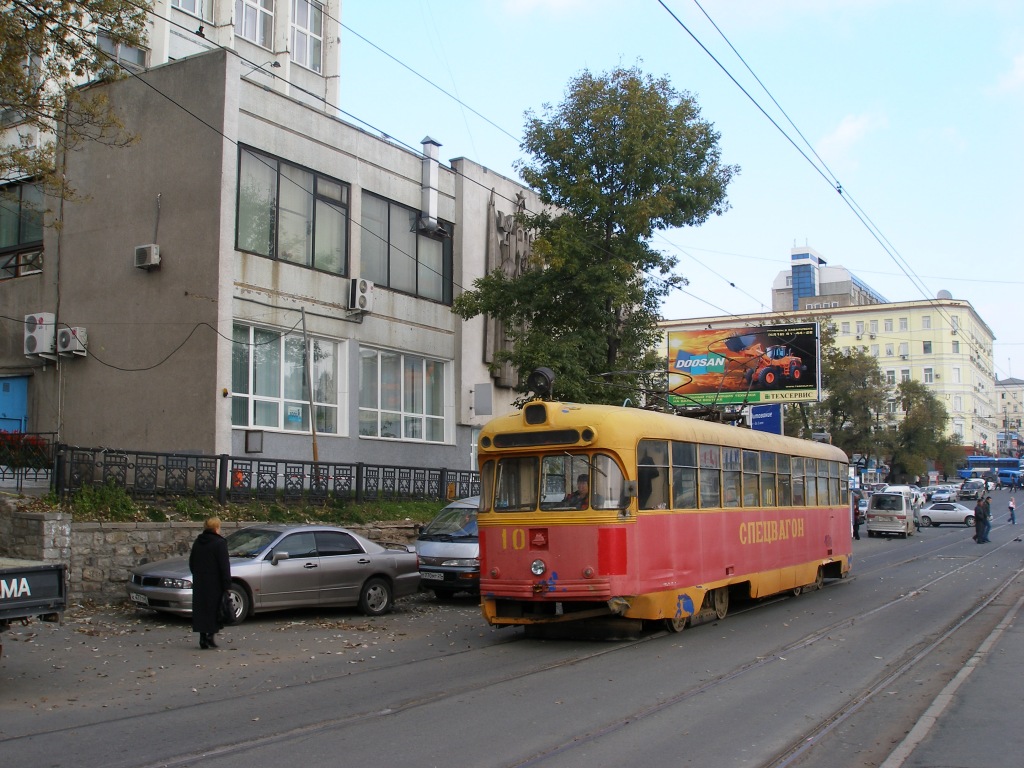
top-left (530, 559), bottom-right (546, 576)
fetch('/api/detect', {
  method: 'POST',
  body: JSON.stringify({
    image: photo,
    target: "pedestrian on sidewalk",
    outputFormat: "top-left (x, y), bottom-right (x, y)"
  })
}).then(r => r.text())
top-left (1009, 496), bottom-right (1017, 525)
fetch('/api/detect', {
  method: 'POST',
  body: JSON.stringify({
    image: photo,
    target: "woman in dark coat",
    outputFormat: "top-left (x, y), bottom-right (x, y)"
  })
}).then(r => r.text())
top-left (189, 516), bottom-right (231, 649)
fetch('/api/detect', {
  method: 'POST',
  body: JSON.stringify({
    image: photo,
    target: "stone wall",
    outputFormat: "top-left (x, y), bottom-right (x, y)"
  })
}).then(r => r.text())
top-left (0, 499), bottom-right (418, 605)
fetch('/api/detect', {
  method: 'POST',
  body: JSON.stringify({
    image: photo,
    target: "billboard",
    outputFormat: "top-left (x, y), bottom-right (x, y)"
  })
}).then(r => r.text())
top-left (667, 323), bottom-right (821, 407)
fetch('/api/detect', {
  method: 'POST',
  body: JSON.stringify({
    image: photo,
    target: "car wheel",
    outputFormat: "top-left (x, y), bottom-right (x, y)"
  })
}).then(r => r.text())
top-left (224, 583), bottom-right (249, 625)
top-left (359, 577), bottom-right (394, 616)
top-left (965, 515), bottom-right (975, 526)
top-left (921, 516), bottom-right (932, 527)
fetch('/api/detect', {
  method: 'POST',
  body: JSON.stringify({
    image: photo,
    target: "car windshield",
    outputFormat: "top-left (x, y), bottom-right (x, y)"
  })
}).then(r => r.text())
top-left (420, 507), bottom-right (477, 539)
top-left (225, 528), bottom-right (280, 558)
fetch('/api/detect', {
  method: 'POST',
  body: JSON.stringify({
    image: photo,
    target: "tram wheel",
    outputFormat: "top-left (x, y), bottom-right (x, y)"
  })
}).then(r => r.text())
top-left (808, 568), bottom-right (824, 592)
top-left (791, 586), bottom-right (803, 597)
top-left (713, 587), bottom-right (729, 620)
top-left (664, 616), bottom-right (687, 633)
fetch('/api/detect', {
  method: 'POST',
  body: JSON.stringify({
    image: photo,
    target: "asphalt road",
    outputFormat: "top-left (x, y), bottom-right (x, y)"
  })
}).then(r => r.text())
top-left (3, 491), bottom-right (1024, 768)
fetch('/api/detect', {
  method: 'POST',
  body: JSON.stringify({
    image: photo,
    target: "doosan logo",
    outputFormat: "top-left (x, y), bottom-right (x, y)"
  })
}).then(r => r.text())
top-left (1, 577), bottom-right (31, 599)
top-left (674, 353), bottom-right (726, 371)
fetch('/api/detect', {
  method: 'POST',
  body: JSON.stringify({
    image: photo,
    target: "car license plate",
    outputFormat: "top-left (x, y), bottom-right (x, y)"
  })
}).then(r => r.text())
top-left (130, 592), bottom-right (149, 606)
top-left (420, 572), bottom-right (444, 581)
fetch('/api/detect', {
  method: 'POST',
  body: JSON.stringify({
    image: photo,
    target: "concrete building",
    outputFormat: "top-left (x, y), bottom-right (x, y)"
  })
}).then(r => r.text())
top-left (1, 1), bottom-right (534, 470)
top-left (772, 245), bottom-right (888, 312)
top-left (661, 247), bottom-right (997, 452)
top-left (995, 378), bottom-right (1024, 456)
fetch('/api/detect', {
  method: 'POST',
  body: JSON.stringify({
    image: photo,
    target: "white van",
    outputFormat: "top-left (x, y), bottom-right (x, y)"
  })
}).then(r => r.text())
top-left (415, 497), bottom-right (479, 596)
top-left (866, 492), bottom-right (916, 538)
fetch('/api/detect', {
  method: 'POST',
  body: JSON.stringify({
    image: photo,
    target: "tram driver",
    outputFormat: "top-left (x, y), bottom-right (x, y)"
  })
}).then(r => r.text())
top-left (564, 474), bottom-right (592, 509)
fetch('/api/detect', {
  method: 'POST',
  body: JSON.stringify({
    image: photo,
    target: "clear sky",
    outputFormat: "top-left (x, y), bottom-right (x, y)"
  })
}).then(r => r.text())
top-left (338, 0), bottom-right (1024, 380)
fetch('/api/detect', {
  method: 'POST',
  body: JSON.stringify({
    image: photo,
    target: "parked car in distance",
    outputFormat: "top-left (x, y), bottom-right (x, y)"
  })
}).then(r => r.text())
top-left (930, 486), bottom-right (957, 503)
top-left (416, 496), bottom-right (479, 596)
top-left (920, 502), bottom-right (976, 528)
top-left (127, 524), bottom-right (420, 623)
top-left (959, 479), bottom-right (986, 500)
top-left (866, 492), bottom-right (916, 538)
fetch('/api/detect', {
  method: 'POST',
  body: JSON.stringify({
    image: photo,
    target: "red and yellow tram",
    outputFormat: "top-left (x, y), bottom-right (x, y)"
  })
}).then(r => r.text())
top-left (476, 399), bottom-right (851, 632)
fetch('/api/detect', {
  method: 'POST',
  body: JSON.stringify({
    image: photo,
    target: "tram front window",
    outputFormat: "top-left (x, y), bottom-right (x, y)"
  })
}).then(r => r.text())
top-left (540, 453), bottom-right (625, 511)
top-left (493, 457), bottom-right (539, 511)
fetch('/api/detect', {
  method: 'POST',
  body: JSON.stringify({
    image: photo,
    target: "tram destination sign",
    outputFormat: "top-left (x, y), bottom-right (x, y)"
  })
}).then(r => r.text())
top-left (666, 322), bottom-right (822, 407)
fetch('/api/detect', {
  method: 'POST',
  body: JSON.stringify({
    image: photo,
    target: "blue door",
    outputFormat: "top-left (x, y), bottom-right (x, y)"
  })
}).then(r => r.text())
top-left (0, 376), bottom-right (29, 432)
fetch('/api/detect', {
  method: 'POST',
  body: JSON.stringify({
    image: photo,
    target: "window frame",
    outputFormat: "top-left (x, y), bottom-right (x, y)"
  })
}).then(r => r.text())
top-left (290, 0), bottom-right (324, 73)
top-left (235, 0), bottom-right (274, 48)
top-left (358, 347), bottom-right (448, 443)
top-left (235, 146), bottom-right (350, 276)
top-left (231, 323), bottom-right (341, 435)
top-left (0, 181), bottom-right (44, 281)
top-left (360, 191), bottom-right (454, 304)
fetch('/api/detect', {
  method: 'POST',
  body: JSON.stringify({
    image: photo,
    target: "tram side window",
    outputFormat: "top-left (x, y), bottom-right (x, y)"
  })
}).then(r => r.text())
top-left (495, 457), bottom-right (539, 512)
top-left (829, 461), bottom-right (842, 505)
top-left (742, 449), bottom-right (760, 506)
top-left (817, 460), bottom-right (829, 505)
top-left (698, 444), bottom-right (722, 508)
top-left (805, 458), bottom-right (818, 506)
top-left (722, 447), bottom-right (741, 508)
top-left (760, 451), bottom-right (776, 507)
top-left (792, 456), bottom-right (805, 506)
top-left (637, 440), bottom-right (669, 509)
top-left (777, 454), bottom-right (792, 506)
top-left (672, 441), bottom-right (698, 509)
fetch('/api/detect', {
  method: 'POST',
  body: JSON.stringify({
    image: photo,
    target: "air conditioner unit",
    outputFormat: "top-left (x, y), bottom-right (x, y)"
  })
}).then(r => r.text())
top-left (57, 326), bottom-right (88, 357)
top-left (869, 333), bottom-right (876, 339)
top-left (855, 334), bottom-right (862, 340)
top-left (348, 277), bottom-right (374, 312)
top-left (934, 373), bottom-right (941, 379)
top-left (135, 243), bottom-right (160, 270)
top-left (24, 312), bottom-right (56, 356)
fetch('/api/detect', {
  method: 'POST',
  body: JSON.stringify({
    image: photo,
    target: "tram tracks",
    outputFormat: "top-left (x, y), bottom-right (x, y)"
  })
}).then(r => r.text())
top-left (5, 534), bottom-right (1018, 768)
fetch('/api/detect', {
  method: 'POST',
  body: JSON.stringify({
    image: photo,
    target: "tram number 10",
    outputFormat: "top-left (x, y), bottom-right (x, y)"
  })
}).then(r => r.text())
top-left (500, 528), bottom-right (528, 551)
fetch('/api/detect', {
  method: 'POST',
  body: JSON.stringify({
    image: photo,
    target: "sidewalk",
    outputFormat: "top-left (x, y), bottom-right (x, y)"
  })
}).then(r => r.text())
top-left (883, 581), bottom-right (1024, 767)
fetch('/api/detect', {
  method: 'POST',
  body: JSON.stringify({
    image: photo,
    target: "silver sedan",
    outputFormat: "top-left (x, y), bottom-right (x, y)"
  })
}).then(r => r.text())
top-left (126, 524), bottom-right (420, 623)
top-left (919, 502), bottom-right (975, 528)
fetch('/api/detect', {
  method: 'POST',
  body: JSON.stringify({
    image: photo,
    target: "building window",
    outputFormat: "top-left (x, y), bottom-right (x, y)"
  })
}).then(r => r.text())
top-left (361, 192), bottom-right (453, 303)
top-left (235, 0), bottom-right (274, 48)
top-left (886, 370), bottom-right (896, 386)
top-left (841, 346), bottom-right (850, 355)
top-left (901, 369), bottom-right (911, 382)
top-left (231, 323), bottom-right (340, 434)
top-left (855, 321), bottom-right (865, 335)
top-left (869, 320), bottom-right (878, 334)
top-left (952, 340), bottom-right (960, 354)
top-left (884, 319), bottom-right (893, 332)
top-left (922, 315), bottom-right (931, 329)
top-left (0, 182), bottom-right (44, 280)
top-left (885, 343), bottom-right (894, 356)
top-left (887, 400), bottom-right (898, 414)
top-left (899, 317), bottom-right (908, 332)
top-left (96, 30), bottom-right (148, 72)
top-left (953, 396), bottom-right (962, 412)
top-left (291, 0), bottom-right (323, 72)
top-left (870, 344), bottom-right (879, 357)
top-left (899, 342), bottom-right (909, 357)
top-left (952, 367), bottom-right (961, 384)
top-left (951, 315), bottom-right (960, 331)
top-left (236, 146), bottom-right (348, 274)
top-left (840, 322), bottom-right (850, 335)
top-left (358, 348), bottom-right (447, 442)
top-left (923, 367), bottom-right (934, 383)
top-left (923, 341), bottom-right (932, 354)
top-left (171, 0), bottom-right (210, 19)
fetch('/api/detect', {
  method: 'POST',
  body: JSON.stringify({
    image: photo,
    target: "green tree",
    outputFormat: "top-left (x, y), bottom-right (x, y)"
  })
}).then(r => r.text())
top-left (884, 380), bottom-right (953, 483)
top-left (452, 65), bottom-right (737, 404)
top-left (1, 1), bottom-right (149, 195)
